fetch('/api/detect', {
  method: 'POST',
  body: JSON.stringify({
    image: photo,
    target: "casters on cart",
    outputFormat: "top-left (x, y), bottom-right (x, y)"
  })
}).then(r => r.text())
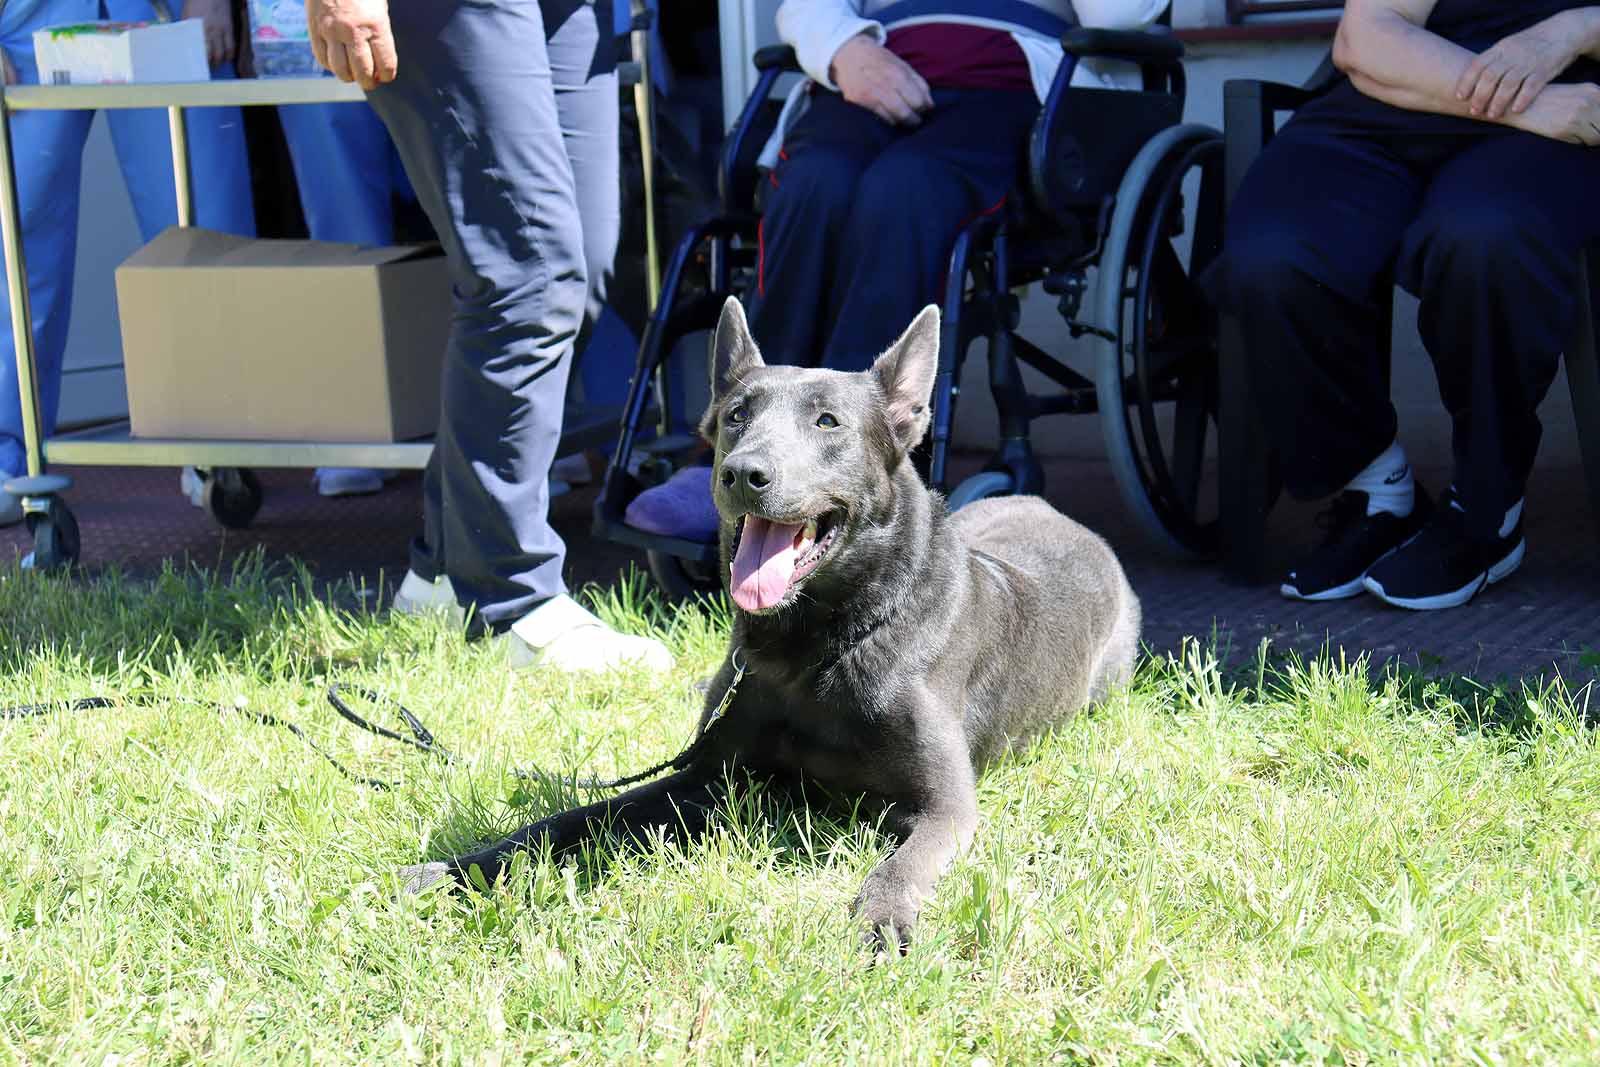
top-left (186, 467), bottom-right (264, 529)
top-left (4, 474), bottom-right (79, 572)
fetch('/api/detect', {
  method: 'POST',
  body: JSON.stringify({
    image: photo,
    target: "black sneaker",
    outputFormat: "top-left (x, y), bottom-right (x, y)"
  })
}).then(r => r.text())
top-left (1363, 489), bottom-right (1525, 610)
top-left (1280, 488), bottom-right (1433, 601)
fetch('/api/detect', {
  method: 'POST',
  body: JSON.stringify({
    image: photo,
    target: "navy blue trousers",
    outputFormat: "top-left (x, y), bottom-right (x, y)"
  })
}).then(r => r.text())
top-left (746, 88), bottom-right (1038, 371)
top-left (367, 0), bottom-right (616, 631)
top-left (1207, 113), bottom-right (1600, 540)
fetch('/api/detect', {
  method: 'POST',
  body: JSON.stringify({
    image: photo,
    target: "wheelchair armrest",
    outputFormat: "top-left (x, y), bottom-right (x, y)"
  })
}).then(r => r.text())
top-left (1060, 27), bottom-right (1184, 68)
top-left (754, 45), bottom-right (800, 73)
top-left (719, 49), bottom-right (800, 212)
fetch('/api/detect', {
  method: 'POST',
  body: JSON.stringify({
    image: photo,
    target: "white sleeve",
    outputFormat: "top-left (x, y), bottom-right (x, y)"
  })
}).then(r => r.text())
top-left (776, 0), bottom-right (887, 90)
top-left (1069, 0), bottom-right (1170, 30)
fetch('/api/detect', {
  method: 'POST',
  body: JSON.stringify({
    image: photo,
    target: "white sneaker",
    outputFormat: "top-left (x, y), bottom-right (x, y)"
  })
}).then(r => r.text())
top-left (314, 468), bottom-right (394, 497)
top-left (392, 570), bottom-right (462, 623)
top-left (500, 593), bottom-right (673, 674)
top-left (179, 466), bottom-right (205, 508)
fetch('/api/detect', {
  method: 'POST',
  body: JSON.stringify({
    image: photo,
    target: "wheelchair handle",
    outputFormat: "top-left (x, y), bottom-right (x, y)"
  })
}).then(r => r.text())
top-left (754, 45), bottom-right (801, 73)
top-left (1060, 27), bottom-right (1185, 71)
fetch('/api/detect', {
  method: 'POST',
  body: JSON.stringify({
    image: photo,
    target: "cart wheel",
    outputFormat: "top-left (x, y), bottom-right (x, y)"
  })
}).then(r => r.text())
top-left (23, 498), bottom-right (80, 572)
top-left (204, 468), bottom-right (263, 529)
top-left (647, 549), bottom-right (721, 601)
top-left (946, 471), bottom-right (1015, 511)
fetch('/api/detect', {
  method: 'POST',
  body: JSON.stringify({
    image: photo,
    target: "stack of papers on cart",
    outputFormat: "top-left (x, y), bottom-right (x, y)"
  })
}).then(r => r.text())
top-left (33, 20), bottom-right (209, 84)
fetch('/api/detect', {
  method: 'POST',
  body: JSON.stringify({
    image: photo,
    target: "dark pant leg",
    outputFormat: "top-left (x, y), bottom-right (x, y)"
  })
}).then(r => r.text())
top-left (820, 89), bottom-right (1037, 371)
top-left (367, 0), bottom-right (589, 630)
top-left (744, 91), bottom-right (896, 364)
top-left (1397, 130), bottom-right (1600, 537)
top-left (1204, 120), bottom-right (1424, 500)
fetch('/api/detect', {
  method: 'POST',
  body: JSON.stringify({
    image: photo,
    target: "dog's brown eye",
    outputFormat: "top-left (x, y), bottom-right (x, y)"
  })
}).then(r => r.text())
top-left (816, 413), bottom-right (839, 429)
top-left (729, 406), bottom-right (749, 424)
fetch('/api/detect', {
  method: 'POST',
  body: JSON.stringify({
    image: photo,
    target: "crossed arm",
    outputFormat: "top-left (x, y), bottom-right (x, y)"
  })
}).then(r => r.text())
top-left (1334, 0), bottom-right (1600, 144)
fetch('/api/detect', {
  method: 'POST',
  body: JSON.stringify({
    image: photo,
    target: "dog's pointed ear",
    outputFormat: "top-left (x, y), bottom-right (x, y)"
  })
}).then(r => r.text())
top-left (870, 304), bottom-right (941, 453)
top-left (701, 297), bottom-right (765, 441)
top-left (708, 296), bottom-right (764, 404)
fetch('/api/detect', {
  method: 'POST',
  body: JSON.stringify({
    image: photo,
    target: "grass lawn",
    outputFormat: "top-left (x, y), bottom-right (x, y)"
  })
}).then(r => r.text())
top-left (2, 557), bottom-right (1598, 1066)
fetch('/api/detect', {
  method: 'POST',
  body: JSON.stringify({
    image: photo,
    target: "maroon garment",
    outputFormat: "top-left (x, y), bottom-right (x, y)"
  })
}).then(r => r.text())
top-left (884, 24), bottom-right (1033, 91)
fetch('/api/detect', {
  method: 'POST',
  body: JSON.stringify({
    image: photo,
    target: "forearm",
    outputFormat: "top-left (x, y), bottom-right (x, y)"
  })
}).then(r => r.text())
top-left (1576, 6), bottom-right (1600, 59)
top-left (1334, 8), bottom-right (1485, 120)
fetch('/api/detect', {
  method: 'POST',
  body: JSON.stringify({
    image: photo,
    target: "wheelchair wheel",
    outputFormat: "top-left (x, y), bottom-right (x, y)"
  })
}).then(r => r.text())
top-left (946, 471), bottom-right (1015, 511)
top-left (1095, 123), bottom-right (1225, 559)
top-left (647, 549), bottom-right (721, 602)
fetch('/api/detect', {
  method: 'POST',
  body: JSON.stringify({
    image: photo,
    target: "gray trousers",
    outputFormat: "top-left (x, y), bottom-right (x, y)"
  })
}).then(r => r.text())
top-left (367, 0), bottom-right (618, 631)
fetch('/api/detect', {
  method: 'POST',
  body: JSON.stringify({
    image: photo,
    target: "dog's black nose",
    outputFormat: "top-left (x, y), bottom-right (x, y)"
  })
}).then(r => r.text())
top-left (720, 455), bottom-right (772, 497)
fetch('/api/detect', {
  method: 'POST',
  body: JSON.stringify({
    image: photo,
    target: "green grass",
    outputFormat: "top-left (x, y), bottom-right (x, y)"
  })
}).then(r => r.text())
top-left (2, 556), bottom-right (1598, 1066)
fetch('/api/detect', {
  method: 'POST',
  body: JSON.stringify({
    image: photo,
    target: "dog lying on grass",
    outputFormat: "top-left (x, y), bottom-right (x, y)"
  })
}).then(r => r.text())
top-left (401, 299), bottom-right (1140, 951)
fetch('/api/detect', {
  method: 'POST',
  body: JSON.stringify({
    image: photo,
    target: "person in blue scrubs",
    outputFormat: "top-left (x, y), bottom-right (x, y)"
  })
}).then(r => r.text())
top-left (278, 95), bottom-right (412, 497)
top-left (1, 0), bottom-right (255, 526)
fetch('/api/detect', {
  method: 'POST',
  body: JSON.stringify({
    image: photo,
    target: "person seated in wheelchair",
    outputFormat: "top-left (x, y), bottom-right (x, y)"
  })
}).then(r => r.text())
top-left (1206, 0), bottom-right (1600, 611)
top-left (626, 0), bottom-right (1170, 541)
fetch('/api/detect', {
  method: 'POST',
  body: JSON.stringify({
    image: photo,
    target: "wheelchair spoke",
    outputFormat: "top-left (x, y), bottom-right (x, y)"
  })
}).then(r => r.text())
top-left (1169, 373), bottom-right (1212, 516)
top-left (1114, 131), bottom-right (1225, 554)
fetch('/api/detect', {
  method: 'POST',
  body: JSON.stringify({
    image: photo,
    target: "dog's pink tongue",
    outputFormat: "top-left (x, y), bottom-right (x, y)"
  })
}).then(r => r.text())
top-left (730, 517), bottom-right (804, 611)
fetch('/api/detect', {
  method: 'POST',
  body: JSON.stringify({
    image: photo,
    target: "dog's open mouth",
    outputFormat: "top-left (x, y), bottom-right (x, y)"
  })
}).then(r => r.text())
top-left (728, 512), bottom-right (840, 612)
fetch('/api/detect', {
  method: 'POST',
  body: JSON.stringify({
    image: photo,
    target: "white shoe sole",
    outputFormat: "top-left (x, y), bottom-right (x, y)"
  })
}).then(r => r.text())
top-left (1280, 574), bottom-right (1368, 602)
top-left (392, 573), bottom-right (462, 622)
top-left (1363, 539), bottom-right (1525, 611)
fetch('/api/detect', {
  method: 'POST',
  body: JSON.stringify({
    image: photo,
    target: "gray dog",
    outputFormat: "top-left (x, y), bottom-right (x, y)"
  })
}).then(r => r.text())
top-left (401, 299), bottom-right (1140, 949)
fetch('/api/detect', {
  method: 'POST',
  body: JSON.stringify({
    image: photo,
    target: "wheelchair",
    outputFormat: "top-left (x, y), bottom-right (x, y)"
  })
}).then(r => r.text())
top-left (593, 26), bottom-right (1227, 599)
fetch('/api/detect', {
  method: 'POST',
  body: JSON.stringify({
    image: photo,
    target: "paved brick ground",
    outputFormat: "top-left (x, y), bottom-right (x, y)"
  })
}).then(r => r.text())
top-left (4, 453), bottom-right (1597, 684)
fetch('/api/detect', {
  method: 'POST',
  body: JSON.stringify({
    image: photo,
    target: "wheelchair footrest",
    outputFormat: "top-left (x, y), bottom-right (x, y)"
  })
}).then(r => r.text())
top-left (591, 515), bottom-right (720, 564)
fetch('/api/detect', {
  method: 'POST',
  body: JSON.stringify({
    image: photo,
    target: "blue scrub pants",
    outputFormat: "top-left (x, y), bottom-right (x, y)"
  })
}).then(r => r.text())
top-left (0, 0), bottom-right (255, 478)
top-left (276, 100), bottom-right (409, 245)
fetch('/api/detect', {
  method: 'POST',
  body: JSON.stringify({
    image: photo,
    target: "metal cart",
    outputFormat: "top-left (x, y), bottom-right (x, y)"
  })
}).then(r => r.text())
top-left (0, 75), bottom-right (636, 569)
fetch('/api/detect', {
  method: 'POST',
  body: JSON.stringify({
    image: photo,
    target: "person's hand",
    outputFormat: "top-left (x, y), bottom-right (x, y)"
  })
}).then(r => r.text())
top-left (1455, 9), bottom-right (1594, 119)
top-left (829, 33), bottom-right (932, 126)
top-left (306, 0), bottom-right (398, 90)
top-left (181, 0), bottom-right (236, 68)
top-left (1506, 81), bottom-right (1600, 145)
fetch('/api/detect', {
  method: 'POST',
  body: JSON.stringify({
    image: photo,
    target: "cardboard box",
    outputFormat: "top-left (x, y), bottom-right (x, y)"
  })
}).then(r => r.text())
top-left (245, 0), bottom-right (322, 78)
top-left (33, 19), bottom-right (208, 85)
top-left (115, 228), bottom-right (450, 442)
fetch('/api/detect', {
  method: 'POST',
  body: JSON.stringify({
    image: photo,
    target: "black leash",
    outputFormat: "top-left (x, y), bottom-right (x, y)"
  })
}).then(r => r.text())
top-left (0, 650), bottom-right (748, 793)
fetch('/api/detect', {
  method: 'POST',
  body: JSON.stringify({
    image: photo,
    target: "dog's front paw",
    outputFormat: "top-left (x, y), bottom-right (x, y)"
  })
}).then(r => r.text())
top-left (851, 873), bottom-right (923, 955)
top-left (396, 861), bottom-right (456, 896)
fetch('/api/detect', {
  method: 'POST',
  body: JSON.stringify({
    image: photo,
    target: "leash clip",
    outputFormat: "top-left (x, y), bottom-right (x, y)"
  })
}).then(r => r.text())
top-left (702, 646), bottom-right (746, 731)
